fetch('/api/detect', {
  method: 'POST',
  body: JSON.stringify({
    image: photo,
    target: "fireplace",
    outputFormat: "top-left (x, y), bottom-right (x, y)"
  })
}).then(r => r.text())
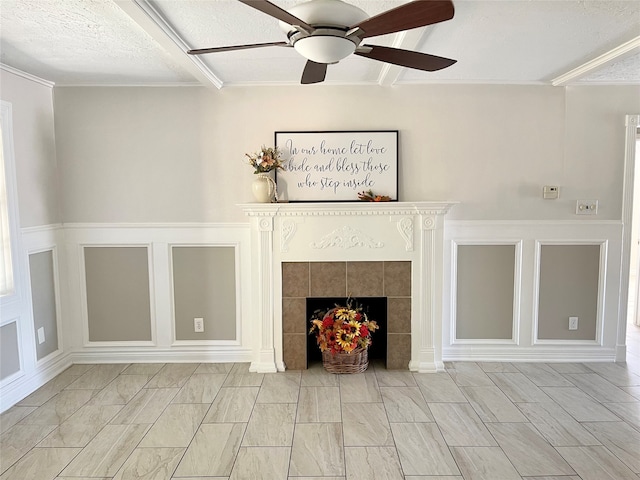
top-left (282, 261), bottom-right (410, 369)
top-left (241, 201), bottom-right (455, 373)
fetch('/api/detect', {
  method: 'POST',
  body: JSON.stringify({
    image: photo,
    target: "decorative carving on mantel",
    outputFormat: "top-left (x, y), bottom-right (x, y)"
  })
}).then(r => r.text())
top-left (422, 216), bottom-right (436, 230)
top-left (281, 220), bottom-right (296, 252)
top-left (258, 217), bottom-right (274, 232)
top-left (396, 217), bottom-right (414, 251)
top-left (310, 225), bottom-right (384, 250)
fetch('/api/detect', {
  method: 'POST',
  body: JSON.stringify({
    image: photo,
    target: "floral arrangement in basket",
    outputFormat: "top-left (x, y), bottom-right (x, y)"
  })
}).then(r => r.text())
top-left (309, 298), bottom-right (379, 355)
top-left (245, 146), bottom-right (284, 174)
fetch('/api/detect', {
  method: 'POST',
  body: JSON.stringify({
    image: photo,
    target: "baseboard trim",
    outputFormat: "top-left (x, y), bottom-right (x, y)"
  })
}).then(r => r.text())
top-left (443, 346), bottom-right (617, 363)
top-left (69, 347), bottom-right (252, 364)
top-left (0, 352), bottom-right (73, 413)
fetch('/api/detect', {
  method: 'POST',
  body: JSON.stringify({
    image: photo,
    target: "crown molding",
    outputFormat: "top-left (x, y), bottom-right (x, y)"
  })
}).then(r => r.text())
top-left (0, 64), bottom-right (55, 88)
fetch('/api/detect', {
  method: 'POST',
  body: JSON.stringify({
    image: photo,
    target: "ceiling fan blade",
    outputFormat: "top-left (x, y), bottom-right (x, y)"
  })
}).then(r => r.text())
top-left (187, 41), bottom-right (289, 55)
top-left (301, 61), bottom-right (327, 84)
top-left (237, 0), bottom-right (314, 31)
top-left (355, 45), bottom-right (456, 71)
top-left (351, 0), bottom-right (454, 38)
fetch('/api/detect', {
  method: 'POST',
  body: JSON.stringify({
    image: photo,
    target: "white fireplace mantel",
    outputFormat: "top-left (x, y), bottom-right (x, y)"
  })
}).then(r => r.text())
top-left (241, 202), bottom-right (456, 373)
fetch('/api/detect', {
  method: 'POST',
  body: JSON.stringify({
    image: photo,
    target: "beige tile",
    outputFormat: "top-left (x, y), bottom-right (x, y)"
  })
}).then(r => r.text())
top-left (194, 362), bottom-right (234, 374)
top-left (88, 374), bottom-right (151, 405)
top-left (428, 403), bottom-right (497, 447)
top-left (487, 372), bottom-right (552, 403)
top-left (414, 373), bottom-right (467, 402)
top-left (230, 447), bottom-right (290, 480)
top-left (390, 423), bottom-right (460, 476)
top-left (243, 403), bottom-right (296, 446)
top-left (300, 363), bottom-right (339, 386)
top-left (516, 401), bottom-right (600, 446)
top-left (565, 373), bottom-right (638, 403)
top-left (0, 424), bottom-right (56, 474)
top-left (383, 261), bottom-right (411, 296)
top-left (171, 373), bottom-right (227, 404)
top-left (38, 404), bottom-right (123, 447)
top-left (111, 447), bottom-right (184, 480)
top-left (477, 362), bottom-right (519, 373)
top-left (173, 423), bottom-right (245, 477)
top-left (342, 403), bottom-right (393, 447)
top-left (203, 387), bottom-right (259, 423)
top-left (222, 369), bottom-right (264, 387)
top-left (461, 386), bottom-right (528, 423)
top-left (0, 407), bottom-right (36, 434)
top-left (380, 387), bottom-right (433, 423)
top-left (65, 364), bottom-right (129, 390)
top-left (339, 371), bottom-right (381, 403)
top-left (541, 387), bottom-right (622, 422)
top-left (139, 403), bottom-right (209, 447)
top-left (282, 262), bottom-right (309, 297)
top-left (386, 334), bottom-right (411, 370)
top-left (59, 424), bottom-right (149, 477)
top-left (0, 447), bottom-right (80, 480)
top-left (602, 402), bottom-right (640, 430)
top-left (346, 261), bottom-right (384, 296)
top-left (583, 421), bottom-right (640, 472)
top-left (310, 262), bottom-right (346, 297)
top-left (450, 446), bottom-right (521, 480)
top-left (296, 387), bottom-right (341, 423)
top-left (283, 297), bottom-right (307, 334)
top-left (487, 422), bottom-right (576, 476)
top-left (62, 364), bottom-right (97, 376)
top-left (15, 372), bottom-right (81, 407)
top-left (446, 362), bottom-right (494, 386)
top-left (109, 387), bottom-right (178, 424)
top-left (18, 389), bottom-right (96, 425)
top-left (257, 372), bottom-right (300, 403)
top-left (556, 445), bottom-right (637, 480)
top-left (374, 368), bottom-right (416, 387)
top-left (513, 363), bottom-right (574, 386)
top-left (547, 363), bottom-right (593, 374)
top-left (144, 363), bottom-right (198, 388)
top-left (289, 423), bottom-right (344, 477)
top-left (583, 362), bottom-right (640, 387)
top-left (284, 333), bottom-right (307, 371)
top-left (387, 297), bottom-right (411, 333)
top-left (121, 363), bottom-right (165, 375)
top-left (344, 446), bottom-right (403, 480)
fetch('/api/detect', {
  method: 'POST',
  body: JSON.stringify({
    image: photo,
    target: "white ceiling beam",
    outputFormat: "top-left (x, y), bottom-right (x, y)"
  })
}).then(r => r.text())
top-left (115, 0), bottom-right (224, 88)
top-left (552, 35), bottom-right (640, 87)
top-left (377, 28), bottom-right (430, 86)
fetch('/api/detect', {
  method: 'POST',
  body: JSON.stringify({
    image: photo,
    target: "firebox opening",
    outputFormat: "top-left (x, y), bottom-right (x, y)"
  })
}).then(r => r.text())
top-left (306, 296), bottom-right (388, 368)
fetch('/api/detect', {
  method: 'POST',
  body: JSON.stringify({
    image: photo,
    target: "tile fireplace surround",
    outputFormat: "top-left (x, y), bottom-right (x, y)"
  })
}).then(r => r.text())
top-left (241, 202), bottom-right (455, 373)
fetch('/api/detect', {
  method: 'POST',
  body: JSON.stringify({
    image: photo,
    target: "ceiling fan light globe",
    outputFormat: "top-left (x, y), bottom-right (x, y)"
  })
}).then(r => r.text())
top-left (294, 36), bottom-right (355, 63)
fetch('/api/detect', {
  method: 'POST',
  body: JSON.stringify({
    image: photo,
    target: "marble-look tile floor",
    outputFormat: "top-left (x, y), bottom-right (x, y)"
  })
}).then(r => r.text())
top-left (2, 352), bottom-right (640, 479)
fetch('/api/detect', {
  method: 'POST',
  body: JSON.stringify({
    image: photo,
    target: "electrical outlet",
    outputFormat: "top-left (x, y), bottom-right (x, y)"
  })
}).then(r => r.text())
top-left (37, 327), bottom-right (45, 344)
top-left (543, 185), bottom-right (559, 199)
top-left (194, 317), bottom-right (204, 333)
top-left (569, 316), bottom-right (578, 331)
top-left (576, 200), bottom-right (598, 215)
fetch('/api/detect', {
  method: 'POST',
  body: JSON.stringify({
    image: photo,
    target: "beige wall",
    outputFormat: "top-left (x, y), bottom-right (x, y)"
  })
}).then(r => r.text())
top-left (538, 244), bottom-right (600, 340)
top-left (172, 246), bottom-right (237, 341)
top-left (84, 246), bottom-right (152, 342)
top-left (52, 85), bottom-right (640, 224)
top-left (29, 250), bottom-right (59, 359)
top-left (456, 245), bottom-right (515, 340)
top-left (0, 69), bottom-right (60, 227)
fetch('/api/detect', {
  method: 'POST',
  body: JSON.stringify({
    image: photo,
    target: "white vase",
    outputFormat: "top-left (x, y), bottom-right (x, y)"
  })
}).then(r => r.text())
top-left (252, 173), bottom-right (275, 203)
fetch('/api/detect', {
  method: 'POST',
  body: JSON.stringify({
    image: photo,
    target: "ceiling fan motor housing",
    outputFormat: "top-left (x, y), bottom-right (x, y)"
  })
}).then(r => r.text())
top-left (280, 0), bottom-right (369, 63)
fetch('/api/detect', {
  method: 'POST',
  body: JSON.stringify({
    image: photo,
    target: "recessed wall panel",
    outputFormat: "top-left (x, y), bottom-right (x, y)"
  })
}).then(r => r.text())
top-left (84, 246), bottom-right (152, 342)
top-left (456, 245), bottom-right (515, 340)
top-left (0, 321), bottom-right (20, 379)
top-left (172, 246), bottom-right (236, 341)
top-left (538, 244), bottom-right (599, 340)
top-left (29, 250), bottom-right (59, 359)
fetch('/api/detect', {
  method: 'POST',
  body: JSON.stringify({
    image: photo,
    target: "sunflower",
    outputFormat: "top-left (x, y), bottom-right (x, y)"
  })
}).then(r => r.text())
top-left (347, 319), bottom-right (362, 335)
top-left (334, 307), bottom-right (356, 322)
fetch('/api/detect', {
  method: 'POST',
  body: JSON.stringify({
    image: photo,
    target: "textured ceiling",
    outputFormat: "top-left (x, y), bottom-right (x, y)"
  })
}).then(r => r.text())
top-left (0, 0), bottom-right (638, 87)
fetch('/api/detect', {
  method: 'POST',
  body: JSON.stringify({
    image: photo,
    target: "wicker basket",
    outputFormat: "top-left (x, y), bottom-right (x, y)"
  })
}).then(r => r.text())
top-left (322, 347), bottom-right (369, 374)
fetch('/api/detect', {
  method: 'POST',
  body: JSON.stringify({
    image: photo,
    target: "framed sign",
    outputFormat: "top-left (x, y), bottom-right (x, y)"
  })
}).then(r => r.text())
top-left (275, 130), bottom-right (398, 202)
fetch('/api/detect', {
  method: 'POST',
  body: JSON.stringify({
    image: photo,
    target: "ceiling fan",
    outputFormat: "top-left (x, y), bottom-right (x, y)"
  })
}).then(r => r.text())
top-left (187, 0), bottom-right (456, 84)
